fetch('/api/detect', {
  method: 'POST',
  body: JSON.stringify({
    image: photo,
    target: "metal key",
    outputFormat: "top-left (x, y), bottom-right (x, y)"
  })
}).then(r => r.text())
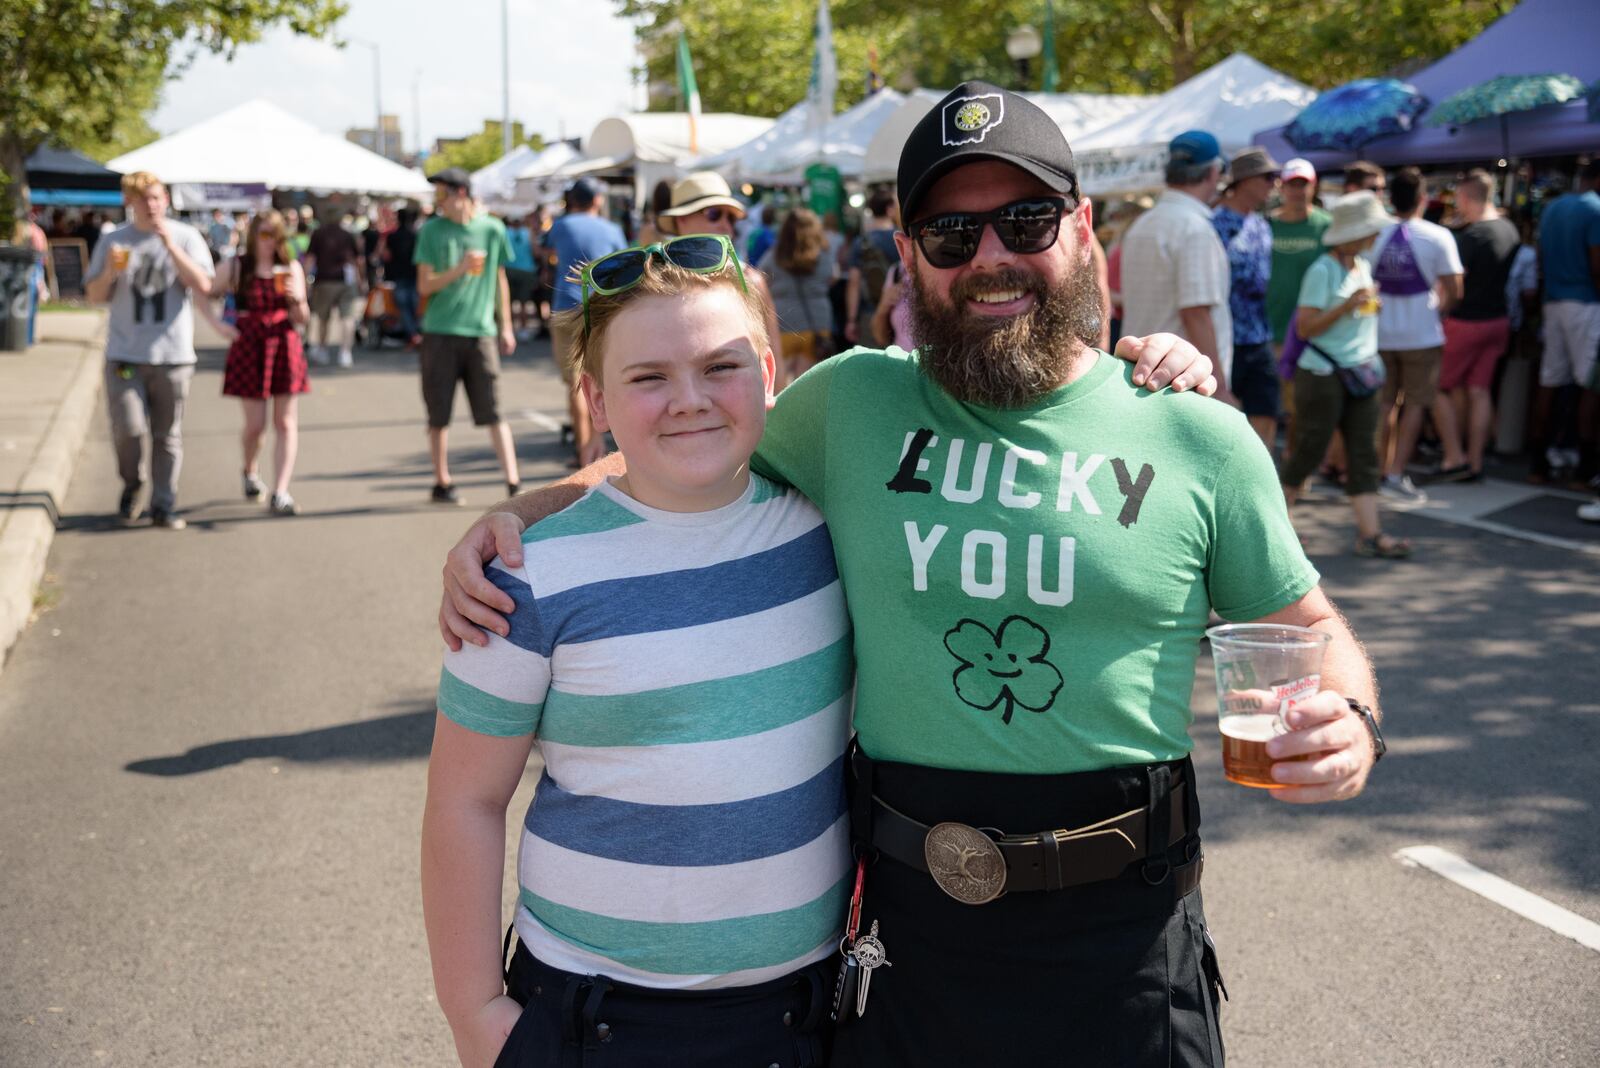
top-left (851, 920), bottom-right (892, 1018)
top-left (830, 949), bottom-right (861, 1023)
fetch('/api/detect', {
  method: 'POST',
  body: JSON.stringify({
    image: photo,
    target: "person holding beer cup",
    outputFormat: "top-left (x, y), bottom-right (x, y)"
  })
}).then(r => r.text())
top-left (220, 209), bottom-right (311, 516)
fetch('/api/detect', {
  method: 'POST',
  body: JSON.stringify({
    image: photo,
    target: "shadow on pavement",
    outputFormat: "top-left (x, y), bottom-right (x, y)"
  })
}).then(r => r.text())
top-left (124, 705), bottom-right (436, 776)
top-left (1195, 512), bottom-right (1600, 893)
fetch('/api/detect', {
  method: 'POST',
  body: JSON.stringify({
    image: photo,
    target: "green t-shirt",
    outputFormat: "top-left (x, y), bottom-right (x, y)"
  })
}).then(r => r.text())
top-left (1295, 254), bottom-right (1378, 375)
top-left (752, 349), bottom-right (1319, 774)
top-left (415, 213), bottom-right (513, 337)
top-left (1267, 207), bottom-right (1332, 343)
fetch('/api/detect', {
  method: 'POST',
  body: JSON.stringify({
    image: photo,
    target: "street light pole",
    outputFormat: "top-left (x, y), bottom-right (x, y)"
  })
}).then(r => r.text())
top-left (352, 38), bottom-right (385, 159)
top-left (1005, 25), bottom-right (1042, 92)
top-left (502, 0), bottom-right (512, 156)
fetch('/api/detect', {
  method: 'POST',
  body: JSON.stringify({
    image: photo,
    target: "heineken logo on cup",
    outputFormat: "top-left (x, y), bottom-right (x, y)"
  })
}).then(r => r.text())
top-left (943, 93), bottom-right (1004, 146)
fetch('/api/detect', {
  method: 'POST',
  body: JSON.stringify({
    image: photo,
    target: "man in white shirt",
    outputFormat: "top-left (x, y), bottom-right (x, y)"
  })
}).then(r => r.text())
top-left (1120, 129), bottom-right (1235, 404)
top-left (1371, 166), bottom-right (1464, 501)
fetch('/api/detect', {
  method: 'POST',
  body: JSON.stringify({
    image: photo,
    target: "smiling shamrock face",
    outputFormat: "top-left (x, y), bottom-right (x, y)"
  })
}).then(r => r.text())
top-left (943, 616), bottom-right (1064, 725)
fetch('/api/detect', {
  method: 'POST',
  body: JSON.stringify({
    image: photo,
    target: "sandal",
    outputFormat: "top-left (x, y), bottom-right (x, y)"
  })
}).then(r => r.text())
top-left (1354, 534), bottom-right (1412, 559)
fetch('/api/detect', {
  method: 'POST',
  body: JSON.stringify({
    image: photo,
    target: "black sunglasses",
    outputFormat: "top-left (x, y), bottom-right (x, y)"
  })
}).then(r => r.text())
top-left (907, 196), bottom-right (1074, 269)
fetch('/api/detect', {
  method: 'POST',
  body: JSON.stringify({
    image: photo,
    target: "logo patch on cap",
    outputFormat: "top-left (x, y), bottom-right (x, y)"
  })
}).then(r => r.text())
top-left (943, 93), bottom-right (1005, 146)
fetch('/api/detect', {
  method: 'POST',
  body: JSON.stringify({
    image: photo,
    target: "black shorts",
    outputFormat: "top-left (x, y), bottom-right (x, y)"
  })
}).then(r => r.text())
top-left (832, 754), bottom-right (1227, 1067)
top-left (492, 941), bottom-right (833, 1067)
top-left (506, 267), bottom-right (539, 304)
top-left (1232, 341), bottom-right (1281, 419)
top-left (419, 333), bottom-right (501, 427)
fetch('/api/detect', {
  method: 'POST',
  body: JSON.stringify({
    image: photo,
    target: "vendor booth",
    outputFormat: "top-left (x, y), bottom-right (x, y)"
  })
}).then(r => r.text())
top-left (1073, 53), bottom-right (1315, 195)
top-left (694, 90), bottom-right (907, 183)
top-left (550, 112), bottom-right (775, 208)
top-left (107, 100), bottom-right (435, 203)
top-left (24, 146), bottom-right (123, 207)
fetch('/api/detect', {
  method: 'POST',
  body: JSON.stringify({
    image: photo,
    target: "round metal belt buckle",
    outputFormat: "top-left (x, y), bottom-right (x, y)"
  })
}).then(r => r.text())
top-left (923, 822), bottom-right (1007, 905)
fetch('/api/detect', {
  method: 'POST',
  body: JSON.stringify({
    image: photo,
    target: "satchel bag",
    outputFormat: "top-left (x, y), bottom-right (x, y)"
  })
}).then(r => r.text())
top-left (1306, 338), bottom-right (1386, 398)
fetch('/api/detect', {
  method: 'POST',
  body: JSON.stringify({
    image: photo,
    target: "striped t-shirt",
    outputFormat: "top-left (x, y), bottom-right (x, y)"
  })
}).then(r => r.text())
top-left (437, 474), bottom-right (854, 989)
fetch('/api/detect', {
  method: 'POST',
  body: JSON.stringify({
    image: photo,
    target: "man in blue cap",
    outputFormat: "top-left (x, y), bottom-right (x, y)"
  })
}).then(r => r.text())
top-left (1121, 129), bottom-right (1236, 405)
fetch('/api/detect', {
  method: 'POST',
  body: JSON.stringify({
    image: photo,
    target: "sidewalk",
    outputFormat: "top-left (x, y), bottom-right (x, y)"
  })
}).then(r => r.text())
top-left (0, 310), bottom-right (106, 672)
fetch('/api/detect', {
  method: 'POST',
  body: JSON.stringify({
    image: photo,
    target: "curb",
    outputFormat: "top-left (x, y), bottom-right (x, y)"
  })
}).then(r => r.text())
top-left (0, 318), bottom-right (107, 673)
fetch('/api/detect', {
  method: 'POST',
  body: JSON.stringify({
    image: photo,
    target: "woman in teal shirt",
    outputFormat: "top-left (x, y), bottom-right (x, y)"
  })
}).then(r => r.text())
top-left (1281, 191), bottom-right (1412, 559)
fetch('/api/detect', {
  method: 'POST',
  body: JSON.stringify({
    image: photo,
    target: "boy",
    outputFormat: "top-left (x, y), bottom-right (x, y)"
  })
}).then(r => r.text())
top-left (422, 237), bottom-right (847, 1068)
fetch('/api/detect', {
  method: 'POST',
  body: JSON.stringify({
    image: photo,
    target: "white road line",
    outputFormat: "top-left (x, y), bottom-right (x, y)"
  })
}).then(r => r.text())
top-left (513, 409), bottom-right (564, 433)
top-left (1395, 845), bottom-right (1600, 952)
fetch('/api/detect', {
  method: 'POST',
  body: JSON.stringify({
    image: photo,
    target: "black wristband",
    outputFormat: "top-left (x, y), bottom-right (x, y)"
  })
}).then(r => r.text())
top-left (1345, 698), bottom-right (1386, 763)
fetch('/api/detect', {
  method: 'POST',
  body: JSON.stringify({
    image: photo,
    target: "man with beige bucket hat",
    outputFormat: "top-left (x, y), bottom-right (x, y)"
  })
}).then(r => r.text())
top-left (1213, 146), bottom-right (1283, 451)
top-left (657, 171), bottom-right (784, 370)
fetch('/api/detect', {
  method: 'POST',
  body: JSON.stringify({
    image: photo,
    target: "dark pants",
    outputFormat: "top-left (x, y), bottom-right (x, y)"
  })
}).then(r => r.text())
top-left (1280, 367), bottom-right (1382, 496)
top-left (493, 941), bottom-right (833, 1068)
top-left (832, 753), bottom-right (1226, 1067)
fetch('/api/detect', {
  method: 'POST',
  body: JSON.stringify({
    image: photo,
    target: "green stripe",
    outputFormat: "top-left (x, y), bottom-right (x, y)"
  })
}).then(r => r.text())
top-left (537, 633), bottom-right (853, 747)
top-left (749, 475), bottom-right (786, 504)
top-left (521, 873), bottom-right (848, 975)
top-left (523, 492), bottom-right (644, 546)
top-left (438, 667), bottom-right (543, 737)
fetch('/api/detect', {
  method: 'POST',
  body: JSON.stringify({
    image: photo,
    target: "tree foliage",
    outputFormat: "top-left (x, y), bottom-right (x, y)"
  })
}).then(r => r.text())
top-left (425, 123), bottom-right (547, 177)
top-left (0, 0), bottom-right (345, 231)
top-left (617, 0), bottom-right (1509, 117)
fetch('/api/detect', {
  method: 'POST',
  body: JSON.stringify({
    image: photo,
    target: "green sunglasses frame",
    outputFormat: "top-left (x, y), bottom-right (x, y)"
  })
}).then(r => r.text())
top-left (579, 235), bottom-right (749, 331)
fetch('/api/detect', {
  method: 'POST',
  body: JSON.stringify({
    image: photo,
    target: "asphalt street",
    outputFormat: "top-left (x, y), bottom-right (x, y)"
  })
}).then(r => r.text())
top-left (1, 329), bottom-right (1596, 1067)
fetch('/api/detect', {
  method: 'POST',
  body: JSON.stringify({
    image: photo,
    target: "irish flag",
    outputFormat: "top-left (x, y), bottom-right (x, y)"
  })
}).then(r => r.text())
top-left (677, 32), bottom-right (702, 153)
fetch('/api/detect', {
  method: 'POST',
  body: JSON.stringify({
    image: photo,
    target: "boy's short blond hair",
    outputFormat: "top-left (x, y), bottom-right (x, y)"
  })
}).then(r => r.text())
top-left (556, 259), bottom-right (770, 383)
top-left (120, 171), bottom-right (164, 198)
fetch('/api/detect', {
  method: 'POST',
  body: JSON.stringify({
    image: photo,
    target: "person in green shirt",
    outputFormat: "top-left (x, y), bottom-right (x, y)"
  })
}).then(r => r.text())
top-left (415, 168), bottom-right (521, 505)
top-left (434, 83), bottom-right (1384, 1067)
top-left (1269, 158), bottom-right (1333, 460)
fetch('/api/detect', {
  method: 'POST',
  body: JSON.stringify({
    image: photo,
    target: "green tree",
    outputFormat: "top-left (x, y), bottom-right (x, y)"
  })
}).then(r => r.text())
top-left (0, 0), bottom-right (345, 236)
top-left (618, 0), bottom-right (1507, 115)
top-left (425, 122), bottom-right (546, 177)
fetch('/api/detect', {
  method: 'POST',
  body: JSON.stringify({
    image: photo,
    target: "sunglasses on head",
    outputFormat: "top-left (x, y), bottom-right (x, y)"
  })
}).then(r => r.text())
top-left (579, 234), bottom-right (748, 332)
top-left (906, 196), bottom-right (1074, 269)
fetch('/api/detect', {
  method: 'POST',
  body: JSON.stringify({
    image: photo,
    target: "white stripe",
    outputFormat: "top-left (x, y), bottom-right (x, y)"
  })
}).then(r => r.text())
top-left (512, 408), bottom-right (564, 433)
top-left (551, 581), bottom-right (849, 696)
top-left (1395, 845), bottom-right (1600, 952)
top-left (519, 815), bottom-right (850, 924)
top-left (525, 489), bottom-right (824, 598)
top-left (540, 698), bottom-right (850, 805)
top-left (513, 914), bottom-right (836, 990)
top-left (441, 627), bottom-right (549, 705)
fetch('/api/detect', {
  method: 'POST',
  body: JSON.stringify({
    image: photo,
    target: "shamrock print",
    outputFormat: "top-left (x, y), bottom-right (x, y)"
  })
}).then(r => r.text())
top-left (943, 615), bottom-right (1064, 725)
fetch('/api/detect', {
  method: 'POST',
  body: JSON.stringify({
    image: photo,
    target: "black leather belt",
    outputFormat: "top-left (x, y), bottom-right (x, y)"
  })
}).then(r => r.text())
top-left (869, 784), bottom-right (1196, 905)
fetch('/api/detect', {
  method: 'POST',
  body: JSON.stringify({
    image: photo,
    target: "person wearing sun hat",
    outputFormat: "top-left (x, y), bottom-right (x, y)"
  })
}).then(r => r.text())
top-left (1279, 190), bottom-right (1413, 559)
top-left (658, 171), bottom-right (784, 370)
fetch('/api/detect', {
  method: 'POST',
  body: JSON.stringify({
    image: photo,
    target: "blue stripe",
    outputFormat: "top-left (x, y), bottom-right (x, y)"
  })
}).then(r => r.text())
top-left (541, 523), bottom-right (838, 647)
top-left (525, 755), bottom-right (846, 866)
top-left (486, 565), bottom-right (549, 655)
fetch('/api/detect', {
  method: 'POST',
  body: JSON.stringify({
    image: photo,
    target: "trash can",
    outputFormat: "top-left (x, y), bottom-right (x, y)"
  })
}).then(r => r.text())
top-left (0, 244), bottom-right (35, 352)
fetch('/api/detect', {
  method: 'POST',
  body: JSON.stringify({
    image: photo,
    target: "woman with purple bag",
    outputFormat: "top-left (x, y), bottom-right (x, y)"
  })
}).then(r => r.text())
top-left (1279, 191), bottom-right (1412, 559)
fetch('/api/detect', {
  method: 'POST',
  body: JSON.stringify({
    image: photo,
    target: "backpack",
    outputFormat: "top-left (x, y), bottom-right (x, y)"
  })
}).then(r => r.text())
top-left (858, 233), bottom-right (891, 309)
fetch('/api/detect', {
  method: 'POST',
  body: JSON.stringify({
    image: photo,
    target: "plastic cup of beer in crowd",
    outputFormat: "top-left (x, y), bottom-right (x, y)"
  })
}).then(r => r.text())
top-left (1204, 623), bottom-right (1330, 789)
top-left (1359, 295), bottom-right (1381, 316)
top-left (111, 245), bottom-right (130, 271)
top-left (272, 265), bottom-right (290, 296)
top-left (466, 249), bottom-right (487, 277)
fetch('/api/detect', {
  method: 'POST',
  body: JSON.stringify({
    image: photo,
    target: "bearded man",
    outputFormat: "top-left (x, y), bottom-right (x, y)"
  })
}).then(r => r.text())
top-left (435, 83), bottom-right (1384, 1066)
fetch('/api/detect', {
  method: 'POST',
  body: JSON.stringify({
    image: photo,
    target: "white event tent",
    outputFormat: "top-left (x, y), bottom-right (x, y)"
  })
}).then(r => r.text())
top-left (532, 112), bottom-right (774, 206)
top-left (108, 99), bottom-right (434, 203)
top-left (694, 89), bottom-right (907, 183)
top-left (861, 89), bottom-right (1149, 184)
top-left (1073, 54), bottom-right (1316, 195)
top-left (471, 144), bottom-right (542, 211)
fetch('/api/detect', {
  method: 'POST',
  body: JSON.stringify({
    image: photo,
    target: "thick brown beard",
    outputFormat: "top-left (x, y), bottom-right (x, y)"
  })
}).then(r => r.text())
top-left (907, 255), bottom-right (1103, 408)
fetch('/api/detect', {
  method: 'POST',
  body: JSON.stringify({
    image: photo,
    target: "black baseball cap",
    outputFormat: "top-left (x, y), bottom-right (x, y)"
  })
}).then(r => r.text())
top-left (429, 166), bottom-right (472, 191)
top-left (897, 80), bottom-right (1078, 226)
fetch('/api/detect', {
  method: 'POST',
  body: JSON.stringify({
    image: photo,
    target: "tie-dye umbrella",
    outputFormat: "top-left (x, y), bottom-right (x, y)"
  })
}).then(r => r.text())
top-left (1427, 73), bottom-right (1587, 159)
top-left (1284, 78), bottom-right (1430, 153)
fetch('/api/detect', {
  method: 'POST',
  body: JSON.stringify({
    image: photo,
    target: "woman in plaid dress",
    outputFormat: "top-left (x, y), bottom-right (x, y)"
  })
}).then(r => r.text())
top-left (221, 210), bottom-right (310, 515)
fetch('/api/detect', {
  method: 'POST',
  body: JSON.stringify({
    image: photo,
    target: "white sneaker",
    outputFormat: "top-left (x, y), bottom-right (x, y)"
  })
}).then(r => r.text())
top-left (1379, 474), bottom-right (1428, 503)
top-left (1578, 500), bottom-right (1600, 523)
top-left (337, 348), bottom-right (353, 368)
top-left (309, 346), bottom-right (330, 365)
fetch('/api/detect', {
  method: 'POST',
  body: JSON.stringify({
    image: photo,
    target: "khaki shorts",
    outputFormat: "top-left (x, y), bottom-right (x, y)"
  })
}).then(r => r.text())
top-left (419, 333), bottom-right (501, 427)
top-left (311, 280), bottom-right (357, 319)
top-left (549, 318), bottom-right (582, 386)
top-left (1379, 345), bottom-right (1442, 408)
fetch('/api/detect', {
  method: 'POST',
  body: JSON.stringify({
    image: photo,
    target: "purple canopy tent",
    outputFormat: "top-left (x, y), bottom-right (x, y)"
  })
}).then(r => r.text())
top-left (1255, 0), bottom-right (1600, 168)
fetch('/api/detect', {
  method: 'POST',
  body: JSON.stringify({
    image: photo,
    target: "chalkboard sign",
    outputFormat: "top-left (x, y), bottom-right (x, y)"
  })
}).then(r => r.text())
top-left (46, 238), bottom-right (89, 298)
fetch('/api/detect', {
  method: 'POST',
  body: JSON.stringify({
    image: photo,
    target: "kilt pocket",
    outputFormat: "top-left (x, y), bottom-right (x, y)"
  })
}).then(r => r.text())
top-left (1168, 888), bottom-right (1227, 1068)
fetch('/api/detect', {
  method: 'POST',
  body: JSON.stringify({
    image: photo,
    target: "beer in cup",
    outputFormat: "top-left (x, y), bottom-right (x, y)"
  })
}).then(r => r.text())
top-left (465, 249), bottom-right (487, 277)
top-left (110, 244), bottom-right (130, 271)
top-left (1359, 294), bottom-right (1381, 316)
top-left (1204, 624), bottom-right (1330, 788)
top-left (272, 265), bottom-right (290, 296)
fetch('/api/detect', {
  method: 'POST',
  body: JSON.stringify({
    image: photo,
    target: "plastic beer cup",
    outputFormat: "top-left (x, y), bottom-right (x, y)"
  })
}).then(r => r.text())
top-left (465, 249), bottom-right (487, 277)
top-left (272, 265), bottom-right (290, 296)
top-left (1205, 624), bottom-right (1330, 788)
top-left (1359, 294), bottom-right (1380, 316)
top-left (111, 244), bottom-right (130, 271)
